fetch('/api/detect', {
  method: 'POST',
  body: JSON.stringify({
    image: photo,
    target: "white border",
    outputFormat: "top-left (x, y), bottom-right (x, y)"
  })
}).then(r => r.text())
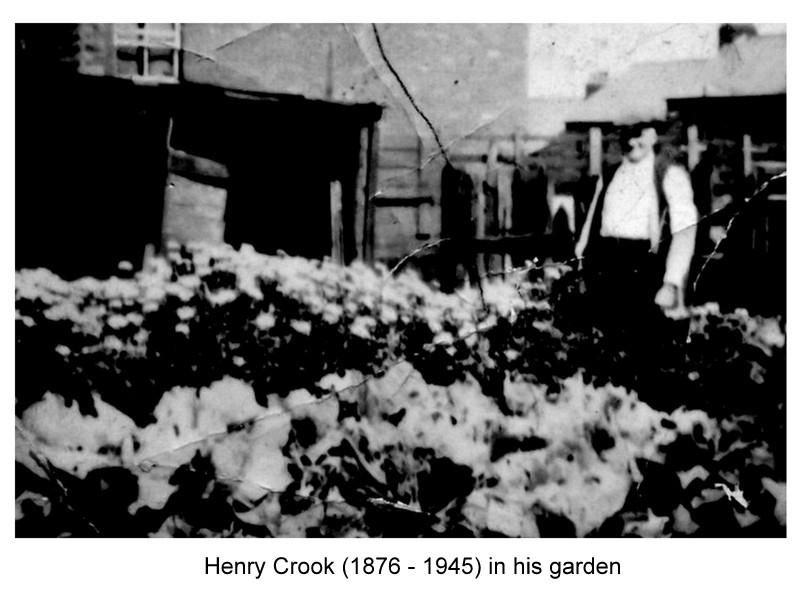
top-left (4, 4), bottom-right (796, 599)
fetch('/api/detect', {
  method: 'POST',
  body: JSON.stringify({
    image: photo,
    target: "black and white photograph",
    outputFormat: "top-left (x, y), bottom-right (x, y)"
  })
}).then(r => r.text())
top-left (14, 22), bottom-right (786, 539)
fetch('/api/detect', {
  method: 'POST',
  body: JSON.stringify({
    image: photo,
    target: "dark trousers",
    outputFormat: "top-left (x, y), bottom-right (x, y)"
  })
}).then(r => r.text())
top-left (551, 236), bottom-right (682, 404)
top-left (582, 237), bottom-right (667, 353)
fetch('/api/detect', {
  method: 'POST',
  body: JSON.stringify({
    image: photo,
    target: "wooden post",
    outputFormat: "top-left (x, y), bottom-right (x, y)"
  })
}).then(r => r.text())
top-left (743, 133), bottom-right (753, 177)
top-left (513, 131), bottom-right (523, 166)
top-left (475, 185), bottom-right (487, 279)
top-left (500, 168), bottom-right (513, 233)
top-left (475, 148), bottom-right (487, 239)
top-left (353, 126), bottom-right (369, 262)
top-left (498, 165), bottom-right (514, 274)
top-left (486, 140), bottom-right (500, 232)
top-left (687, 125), bottom-right (702, 170)
top-left (546, 179), bottom-right (556, 233)
top-left (473, 141), bottom-right (490, 279)
top-left (589, 126), bottom-right (603, 176)
top-left (484, 140), bottom-right (501, 274)
top-left (330, 180), bottom-right (344, 264)
top-left (742, 133), bottom-right (758, 254)
top-left (363, 123), bottom-right (380, 263)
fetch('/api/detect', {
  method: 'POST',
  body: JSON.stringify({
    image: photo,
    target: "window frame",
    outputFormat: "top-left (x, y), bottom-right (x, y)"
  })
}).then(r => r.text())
top-left (112, 23), bottom-right (181, 84)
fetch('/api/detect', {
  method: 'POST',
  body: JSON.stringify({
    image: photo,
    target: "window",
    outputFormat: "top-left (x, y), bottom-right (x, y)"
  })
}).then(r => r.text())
top-left (112, 23), bottom-right (180, 83)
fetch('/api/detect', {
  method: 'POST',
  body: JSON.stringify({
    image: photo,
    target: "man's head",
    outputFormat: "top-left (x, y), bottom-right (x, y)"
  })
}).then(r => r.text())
top-left (621, 125), bottom-right (658, 163)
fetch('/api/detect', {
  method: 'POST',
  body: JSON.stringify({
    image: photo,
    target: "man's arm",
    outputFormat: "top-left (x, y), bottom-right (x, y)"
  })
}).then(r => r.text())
top-left (656, 165), bottom-right (698, 309)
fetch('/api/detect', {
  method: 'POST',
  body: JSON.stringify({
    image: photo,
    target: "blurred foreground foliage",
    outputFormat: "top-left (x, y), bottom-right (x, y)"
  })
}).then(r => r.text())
top-left (15, 244), bottom-right (785, 537)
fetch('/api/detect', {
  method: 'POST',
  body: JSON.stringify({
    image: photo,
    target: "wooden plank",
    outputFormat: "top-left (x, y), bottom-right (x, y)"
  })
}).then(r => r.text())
top-left (162, 173), bottom-right (226, 245)
top-left (687, 124), bottom-right (702, 170)
top-left (589, 126), bottom-right (602, 176)
top-left (752, 160), bottom-right (786, 174)
top-left (498, 165), bottom-right (514, 274)
top-left (372, 196), bottom-right (434, 208)
top-left (378, 171), bottom-right (421, 196)
top-left (743, 134), bottom-right (753, 177)
top-left (168, 148), bottom-right (229, 185)
top-left (378, 150), bottom-right (422, 169)
top-left (750, 142), bottom-right (783, 154)
top-left (474, 140), bottom-right (490, 279)
top-left (330, 180), bottom-right (344, 264)
top-left (499, 166), bottom-right (513, 232)
top-left (353, 126), bottom-right (369, 261)
top-left (364, 123), bottom-right (380, 263)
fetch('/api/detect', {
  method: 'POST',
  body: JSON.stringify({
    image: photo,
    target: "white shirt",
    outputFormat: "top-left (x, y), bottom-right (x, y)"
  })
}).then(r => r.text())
top-left (600, 153), bottom-right (660, 240)
top-left (600, 153), bottom-right (696, 240)
top-left (582, 152), bottom-right (698, 287)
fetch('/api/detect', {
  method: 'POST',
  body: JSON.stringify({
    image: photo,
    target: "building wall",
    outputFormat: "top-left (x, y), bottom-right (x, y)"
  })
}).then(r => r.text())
top-left (73, 23), bottom-right (533, 263)
top-left (181, 24), bottom-right (531, 261)
top-left (182, 24), bottom-right (529, 144)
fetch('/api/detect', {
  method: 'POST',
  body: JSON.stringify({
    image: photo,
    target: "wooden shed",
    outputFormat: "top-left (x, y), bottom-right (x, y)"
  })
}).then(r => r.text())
top-left (162, 84), bottom-right (383, 264)
top-left (16, 67), bottom-right (382, 277)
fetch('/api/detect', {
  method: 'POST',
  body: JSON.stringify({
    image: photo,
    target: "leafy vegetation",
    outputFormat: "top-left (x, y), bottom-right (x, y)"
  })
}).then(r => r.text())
top-left (15, 243), bottom-right (785, 537)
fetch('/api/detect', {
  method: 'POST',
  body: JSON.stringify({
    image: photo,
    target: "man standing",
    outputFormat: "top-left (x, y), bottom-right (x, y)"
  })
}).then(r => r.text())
top-left (574, 125), bottom-right (698, 332)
